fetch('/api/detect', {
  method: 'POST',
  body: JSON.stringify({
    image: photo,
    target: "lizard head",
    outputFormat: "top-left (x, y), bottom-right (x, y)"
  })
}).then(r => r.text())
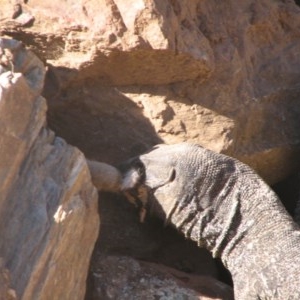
top-left (119, 143), bottom-right (193, 222)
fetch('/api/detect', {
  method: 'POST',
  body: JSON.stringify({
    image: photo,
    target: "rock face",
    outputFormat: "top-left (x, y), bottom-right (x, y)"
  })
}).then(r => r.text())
top-left (1, 0), bottom-right (300, 184)
top-left (87, 255), bottom-right (233, 300)
top-left (0, 39), bottom-right (99, 299)
top-left (0, 259), bottom-right (16, 300)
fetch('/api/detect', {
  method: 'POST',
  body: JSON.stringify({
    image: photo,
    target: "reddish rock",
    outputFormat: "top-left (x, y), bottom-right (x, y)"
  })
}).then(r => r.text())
top-left (0, 38), bottom-right (99, 300)
top-left (1, 0), bottom-right (298, 183)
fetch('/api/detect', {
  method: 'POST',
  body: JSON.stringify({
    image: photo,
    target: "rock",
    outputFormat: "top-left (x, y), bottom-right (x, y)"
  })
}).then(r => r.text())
top-left (0, 259), bottom-right (17, 300)
top-left (0, 38), bottom-right (99, 299)
top-left (1, 0), bottom-right (298, 184)
top-left (0, 0), bottom-right (214, 85)
top-left (87, 255), bottom-right (234, 300)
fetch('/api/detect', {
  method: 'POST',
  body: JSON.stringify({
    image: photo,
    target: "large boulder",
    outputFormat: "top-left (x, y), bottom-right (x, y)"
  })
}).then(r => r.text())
top-left (87, 255), bottom-right (234, 300)
top-left (0, 38), bottom-right (99, 299)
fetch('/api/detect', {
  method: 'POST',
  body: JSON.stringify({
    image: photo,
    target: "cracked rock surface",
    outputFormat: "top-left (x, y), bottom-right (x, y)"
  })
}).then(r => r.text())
top-left (0, 38), bottom-right (99, 300)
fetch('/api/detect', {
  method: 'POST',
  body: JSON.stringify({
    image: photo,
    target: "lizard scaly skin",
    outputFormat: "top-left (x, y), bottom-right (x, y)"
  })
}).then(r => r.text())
top-left (120, 143), bottom-right (300, 300)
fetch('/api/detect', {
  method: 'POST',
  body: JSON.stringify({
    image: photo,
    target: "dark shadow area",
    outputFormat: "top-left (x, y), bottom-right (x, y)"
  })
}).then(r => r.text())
top-left (273, 172), bottom-right (300, 218)
top-left (85, 192), bottom-right (232, 300)
top-left (44, 66), bottom-right (163, 164)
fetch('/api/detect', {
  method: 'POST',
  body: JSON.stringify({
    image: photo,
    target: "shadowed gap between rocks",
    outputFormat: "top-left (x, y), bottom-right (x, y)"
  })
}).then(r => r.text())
top-left (84, 192), bottom-right (233, 300)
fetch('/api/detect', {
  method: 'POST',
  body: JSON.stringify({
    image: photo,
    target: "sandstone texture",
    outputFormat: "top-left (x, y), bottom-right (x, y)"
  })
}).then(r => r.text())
top-left (1, 0), bottom-right (300, 184)
top-left (0, 38), bottom-right (99, 299)
top-left (1, 0), bottom-right (300, 299)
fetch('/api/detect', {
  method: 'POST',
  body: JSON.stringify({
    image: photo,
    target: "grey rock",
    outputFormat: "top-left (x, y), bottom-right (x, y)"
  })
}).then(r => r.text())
top-left (88, 255), bottom-right (233, 300)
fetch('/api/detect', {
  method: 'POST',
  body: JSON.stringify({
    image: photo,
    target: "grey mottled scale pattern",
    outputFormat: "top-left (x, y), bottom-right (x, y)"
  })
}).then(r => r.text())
top-left (120, 143), bottom-right (300, 300)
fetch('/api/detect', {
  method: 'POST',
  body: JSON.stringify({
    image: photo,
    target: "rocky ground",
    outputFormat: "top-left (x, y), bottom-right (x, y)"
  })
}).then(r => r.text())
top-left (1, 0), bottom-right (300, 299)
